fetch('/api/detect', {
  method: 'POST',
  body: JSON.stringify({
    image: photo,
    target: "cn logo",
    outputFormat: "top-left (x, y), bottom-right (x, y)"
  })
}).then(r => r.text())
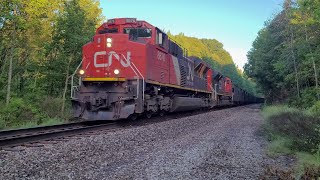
top-left (94, 51), bottom-right (131, 68)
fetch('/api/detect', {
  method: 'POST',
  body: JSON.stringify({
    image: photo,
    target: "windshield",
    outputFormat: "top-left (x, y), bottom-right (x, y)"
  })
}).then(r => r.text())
top-left (98, 28), bottom-right (118, 34)
top-left (123, 28), bottom-right (152, 40)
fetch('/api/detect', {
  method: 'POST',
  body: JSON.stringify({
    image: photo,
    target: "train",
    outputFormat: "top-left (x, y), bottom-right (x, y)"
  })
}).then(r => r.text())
top-left (70, 18), bottom-right (263, 121)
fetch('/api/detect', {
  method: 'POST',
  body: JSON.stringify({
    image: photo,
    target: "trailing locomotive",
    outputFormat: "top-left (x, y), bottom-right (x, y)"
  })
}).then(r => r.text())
top-left (71, 18), bottom-right (262, 121)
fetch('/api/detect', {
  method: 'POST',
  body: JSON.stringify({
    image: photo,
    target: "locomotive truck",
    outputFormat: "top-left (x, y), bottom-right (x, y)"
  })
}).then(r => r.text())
top-left (71, 18), bottom-right (262, 121)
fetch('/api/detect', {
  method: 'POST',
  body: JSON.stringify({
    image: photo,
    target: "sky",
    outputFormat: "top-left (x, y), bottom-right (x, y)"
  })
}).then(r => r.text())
top-left (100, 0), bottom-right (283, 69)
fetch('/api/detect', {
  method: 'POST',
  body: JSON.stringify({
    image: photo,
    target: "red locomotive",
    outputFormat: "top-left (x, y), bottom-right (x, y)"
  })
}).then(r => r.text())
top-left (71, 18), bottom-right (261, 120)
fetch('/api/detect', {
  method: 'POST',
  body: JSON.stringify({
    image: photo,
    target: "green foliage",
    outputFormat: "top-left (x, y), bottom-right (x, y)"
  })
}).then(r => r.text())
top-left (263, 105), bottom-right (320, 152)
top-left (266, 135), bottom-right (293, 157)
top-left (245, 0), bottom-right (320, 105)
top-left (295, 152), bottom-right (320, 177)
top-left (263, 104), bottom-right (320, 177)
top-left (39, 97), bottom-right (66, 119)
top-left (0, 98), bottom-right (37, 128)
top-left (0, 97), bottom-right (66, 130)
top-left (39, 118), bottom-right (65, 127)
top-left (0, 0), bottom-right (104, 129)
top-left (262, 105), bottom-right (301, 120)
top-left (308, 101), bottom-right (320, 117)
top-left (290, 87), bottom-right (320, 108)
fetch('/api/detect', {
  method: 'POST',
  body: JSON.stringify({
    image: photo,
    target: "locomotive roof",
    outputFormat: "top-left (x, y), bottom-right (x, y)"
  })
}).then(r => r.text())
top-left (104, 18), bottom-right (154, 28)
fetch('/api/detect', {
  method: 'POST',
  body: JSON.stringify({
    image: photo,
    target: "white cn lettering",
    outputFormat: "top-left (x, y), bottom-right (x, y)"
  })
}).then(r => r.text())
top-left (94, 51), bottom-right (107, 68)
top-left (94, 51), bottom-right (131, 68)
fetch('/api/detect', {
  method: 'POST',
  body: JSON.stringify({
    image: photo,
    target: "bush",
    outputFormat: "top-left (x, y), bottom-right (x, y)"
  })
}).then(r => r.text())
top-left (289, 87), bottom-right (319, 109)
top-left (0, 97), bottom-right (66, 130)
top-left (39, 118), bottom-right (64, 126)
top-left (263, 105), bottom-right (320, 152)
top-left (0, 98), bottom-right (38, 129)
top-left (295, 152), bottom-right (320, 178)
top-left (266, 135), bottom-right (293, 156)
top-left (39, 97), bottom-right (65, 118)
top-left (308, 101), bottom-right (320, 118)
top-left (0, 118), bottom-right (5, 129)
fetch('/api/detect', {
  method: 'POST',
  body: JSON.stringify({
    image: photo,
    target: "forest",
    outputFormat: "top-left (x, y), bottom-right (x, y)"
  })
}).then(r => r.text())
top-left (0, 0), bottom-right (104, 129)
top-left (244, 0), bottom-right (319, 108)
top-left (245, 0), bottom-right (320, 176)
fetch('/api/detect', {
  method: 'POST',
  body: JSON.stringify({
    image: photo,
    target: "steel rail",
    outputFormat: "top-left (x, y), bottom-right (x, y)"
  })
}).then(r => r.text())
top-left (0, 122), bottom-right (119, 149)
top-left (0, 122), bottom-right (87, 139)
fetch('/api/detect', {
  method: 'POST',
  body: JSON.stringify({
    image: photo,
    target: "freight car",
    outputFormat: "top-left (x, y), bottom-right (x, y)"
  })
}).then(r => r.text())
top-left (71, 18), bottom-right (262, 121)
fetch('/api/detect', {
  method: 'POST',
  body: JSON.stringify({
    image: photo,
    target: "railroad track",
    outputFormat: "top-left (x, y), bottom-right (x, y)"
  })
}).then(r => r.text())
top-left (0, 104), bottom-right (255, 150)
top-left (0, 121), bottom-right (120, 150)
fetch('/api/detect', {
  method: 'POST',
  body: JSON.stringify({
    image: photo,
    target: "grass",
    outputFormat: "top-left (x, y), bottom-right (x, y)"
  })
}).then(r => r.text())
top-left (296, 152), bottom-right (320, 170)
top-left (1, 118), bottom-right (66, 130)
top-left (262, 105), bottom-right (299, 120)
top-left (39, 118), bottom-right (65, 126)
top-left (266, 135), bottom-right (293, 157)
top-left (262, 104), bottom-right (320, 178)
top-left (0, 97), bottom-right (69, 130)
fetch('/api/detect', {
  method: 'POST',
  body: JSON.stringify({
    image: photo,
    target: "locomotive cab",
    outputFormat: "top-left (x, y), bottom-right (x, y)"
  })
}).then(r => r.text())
top-left (72, 18), bottom-right (156, 120)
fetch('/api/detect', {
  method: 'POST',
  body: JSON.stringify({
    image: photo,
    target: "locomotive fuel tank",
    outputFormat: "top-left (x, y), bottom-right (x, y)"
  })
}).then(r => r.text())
top-left (170, 97), bottom-right (205, 112)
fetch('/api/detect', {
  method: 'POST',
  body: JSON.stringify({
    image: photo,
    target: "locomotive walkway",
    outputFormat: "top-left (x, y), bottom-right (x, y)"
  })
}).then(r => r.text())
top-left (0, 105), bottom-right (291, 179)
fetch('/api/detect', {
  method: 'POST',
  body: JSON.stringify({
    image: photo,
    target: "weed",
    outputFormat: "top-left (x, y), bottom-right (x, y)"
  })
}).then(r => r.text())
top-left (263, 105), bottom-right (320, 152)
top-left (267, 136), bottom-right (293, 157)
top-left (39, 118), bottom-right (65, 126)
top-left (308, 101), bottom-right (320, 118)
top-left (0, 97), bottom-right (67, 130)
top-left (263, 105), bottom-right (320, 178)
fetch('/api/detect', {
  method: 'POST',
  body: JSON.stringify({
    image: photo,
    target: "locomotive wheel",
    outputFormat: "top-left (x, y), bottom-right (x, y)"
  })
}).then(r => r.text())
top-left (128, 113), bottom-right (138, 121)
top-left (159, 110), bottom-right (165, 117)
top-left (146, 111), bottom-right (152, 119)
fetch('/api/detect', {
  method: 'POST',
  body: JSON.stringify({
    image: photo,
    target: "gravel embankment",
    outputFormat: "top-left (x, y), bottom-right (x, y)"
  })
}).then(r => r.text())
top-left (0, 104), bottom-right (287, 179)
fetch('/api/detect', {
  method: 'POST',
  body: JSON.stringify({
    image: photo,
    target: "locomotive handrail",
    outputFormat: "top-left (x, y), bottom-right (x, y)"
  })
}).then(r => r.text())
top-left (208, 83), bottom-right (218, 101)
top-left (131, 62), bottom-right (145, 101)
top-left (71, 58), bottom-right (84, 99)
top-left (118, 53), bottom-right (145, 101)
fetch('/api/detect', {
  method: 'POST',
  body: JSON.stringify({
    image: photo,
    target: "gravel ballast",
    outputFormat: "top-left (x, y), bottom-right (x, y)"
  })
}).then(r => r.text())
top-left (0, 104), bottom-right (286, 179)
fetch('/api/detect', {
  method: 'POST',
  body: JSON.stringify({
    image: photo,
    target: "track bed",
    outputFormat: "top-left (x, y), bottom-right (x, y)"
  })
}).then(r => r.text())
top-left (0, 104), bottom-right (292, 179)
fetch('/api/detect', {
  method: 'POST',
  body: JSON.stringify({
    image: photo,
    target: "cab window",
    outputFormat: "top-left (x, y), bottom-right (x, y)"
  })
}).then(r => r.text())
top-left (98, 28), bottom-right (118, 34)
top-left (156, 30), bottom-right (167, 48)
top-left (123, 28), bottom-right (152, 40)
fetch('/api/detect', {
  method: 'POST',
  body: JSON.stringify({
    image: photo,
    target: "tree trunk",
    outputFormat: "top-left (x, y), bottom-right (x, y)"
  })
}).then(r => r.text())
top-left (304, 24), bottom-right (319, 100)
top-left (32, 73), bottom-right (37, 93)
top-left (6, 8), bottom-right (16, 106)
top-left (6, 48), bottom-right (13, 106)
top-left (0, 49), bottom-right (9, 78)
top-left (61, 56), bottom-right (72, 116)
top-left (284, 1), bottom-right (300, 98)
top-left (290, 32), bottom-right (300, 98)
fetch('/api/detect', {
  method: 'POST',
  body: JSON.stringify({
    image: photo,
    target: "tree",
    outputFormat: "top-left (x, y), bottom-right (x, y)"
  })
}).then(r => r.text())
top-left (245, 0), bottom-right (320, 107)
top-left (0, 0), bottom-right (104, 125)
top-left (46, 0), bottom-right (102, 113)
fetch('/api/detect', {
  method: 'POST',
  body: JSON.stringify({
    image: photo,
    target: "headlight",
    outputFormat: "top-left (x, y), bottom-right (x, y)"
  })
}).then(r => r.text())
top-left (114, 69), bottom-right (120, 75)
top-left (107, 42), bottom-right (112, 48)
top-left (79, 69), bottom-right (85, 75)
top-left (107, 38), bottom-right (112, 43)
